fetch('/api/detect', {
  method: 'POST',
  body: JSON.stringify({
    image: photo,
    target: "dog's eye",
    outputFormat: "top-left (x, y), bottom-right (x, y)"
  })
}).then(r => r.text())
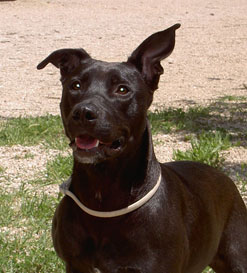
top-left (71, 81), bottom-right (81, 91)
top-left (116, 86), bottom-right (129, 95)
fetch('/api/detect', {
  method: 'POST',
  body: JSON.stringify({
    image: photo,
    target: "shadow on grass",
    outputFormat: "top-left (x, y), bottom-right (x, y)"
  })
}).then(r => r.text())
top-left (148, 95), bottom-right (247, 148)
top-left (208, 99), bottom-right (247, 146)
top-left (223, 161), bottom-right (247, 182)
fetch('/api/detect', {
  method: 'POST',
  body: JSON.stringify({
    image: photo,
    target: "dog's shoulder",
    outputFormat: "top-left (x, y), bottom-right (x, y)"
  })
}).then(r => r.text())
top-left (160, 160), bottom-right (237, 197)
top-left (162, 160), bottom-right (229, 181)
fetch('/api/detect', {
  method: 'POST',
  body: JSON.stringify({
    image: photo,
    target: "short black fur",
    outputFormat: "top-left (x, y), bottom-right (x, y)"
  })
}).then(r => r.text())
top-left (37, 24), bottom-right (247, 273)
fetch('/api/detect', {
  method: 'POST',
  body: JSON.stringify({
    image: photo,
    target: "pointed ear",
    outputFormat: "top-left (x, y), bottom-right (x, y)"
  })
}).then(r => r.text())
top-left (127, 24), bottom-right (180, 91)
top-left (37, 48), bottom-right (91, 76)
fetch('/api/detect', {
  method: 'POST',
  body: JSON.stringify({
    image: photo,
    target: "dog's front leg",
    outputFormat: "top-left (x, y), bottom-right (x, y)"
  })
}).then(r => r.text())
top-left (66, 264), bottom-right (90, 273)
top-left (116, 267), bottom-right (141, 273)
top-left (66, 264), bottom-right (80, 273)
top-left (66, 264), bottom-right (101, 273)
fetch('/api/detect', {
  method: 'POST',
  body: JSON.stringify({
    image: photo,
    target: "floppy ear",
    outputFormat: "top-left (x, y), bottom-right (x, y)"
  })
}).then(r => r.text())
top-left (37, 48), bottom-right (91, 76)
top-left (128, 24), bottom-right (180, 91)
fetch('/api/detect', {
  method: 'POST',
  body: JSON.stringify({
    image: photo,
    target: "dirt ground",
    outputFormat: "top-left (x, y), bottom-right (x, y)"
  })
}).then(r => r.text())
top-left (0, 0), bottom-right (246, 117)
top-left (0, 0), bottom-right (247, 194)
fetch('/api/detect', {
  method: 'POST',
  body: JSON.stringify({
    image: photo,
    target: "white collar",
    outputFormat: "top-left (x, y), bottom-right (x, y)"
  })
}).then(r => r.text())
top-left (59, 172), bottom-right (162, 218)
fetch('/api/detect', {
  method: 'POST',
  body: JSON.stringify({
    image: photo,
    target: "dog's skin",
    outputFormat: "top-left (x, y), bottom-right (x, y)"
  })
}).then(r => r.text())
top-left (37, 24), bottom-right (247, 273)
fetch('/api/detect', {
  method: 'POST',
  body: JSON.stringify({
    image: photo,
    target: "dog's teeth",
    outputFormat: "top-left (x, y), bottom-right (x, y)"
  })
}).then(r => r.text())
top-left (95, 140), bottom-right (99, 147)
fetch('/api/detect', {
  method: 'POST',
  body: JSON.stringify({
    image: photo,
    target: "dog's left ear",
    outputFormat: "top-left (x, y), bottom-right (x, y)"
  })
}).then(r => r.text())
top-left (128, 24), bottom-right (180, 91)
top-left (37, 48), bottom-right (91, 76)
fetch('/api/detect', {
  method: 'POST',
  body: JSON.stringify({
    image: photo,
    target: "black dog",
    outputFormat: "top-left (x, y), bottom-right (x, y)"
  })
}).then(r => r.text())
top-left (37, 24), bottom-right (247, 273)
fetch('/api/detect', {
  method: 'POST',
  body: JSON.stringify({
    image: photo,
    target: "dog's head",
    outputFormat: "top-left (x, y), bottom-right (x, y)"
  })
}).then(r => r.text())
top-left (37, 24), bottom-right (180, 164)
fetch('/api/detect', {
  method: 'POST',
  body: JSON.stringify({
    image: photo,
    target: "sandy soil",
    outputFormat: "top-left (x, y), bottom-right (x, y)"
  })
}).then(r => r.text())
top-left (0, 0), bottom-right (246, 200)
top-left (0, 0), bottom-right (246, 117)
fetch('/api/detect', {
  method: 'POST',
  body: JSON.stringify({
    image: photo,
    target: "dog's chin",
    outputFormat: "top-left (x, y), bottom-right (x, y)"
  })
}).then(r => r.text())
top-left (70, 135), bottom-right (125, 164)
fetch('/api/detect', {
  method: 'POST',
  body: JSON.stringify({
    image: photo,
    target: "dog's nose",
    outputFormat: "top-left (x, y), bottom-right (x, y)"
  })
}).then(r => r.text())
top-left (83, 106), bottom-right (98, 121)
top-left (72, 105), bottom-right (98, 123)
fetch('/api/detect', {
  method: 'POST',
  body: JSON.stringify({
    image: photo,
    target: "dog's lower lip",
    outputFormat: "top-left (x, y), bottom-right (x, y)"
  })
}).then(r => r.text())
top-left (71, 136), bottom-right (123, 152)
top-left (75, 136), bottom-right (99, 150)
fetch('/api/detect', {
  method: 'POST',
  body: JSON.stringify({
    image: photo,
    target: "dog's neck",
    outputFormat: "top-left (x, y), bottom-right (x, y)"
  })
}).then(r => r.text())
top-left (69, 122), bottom-right (160, 212)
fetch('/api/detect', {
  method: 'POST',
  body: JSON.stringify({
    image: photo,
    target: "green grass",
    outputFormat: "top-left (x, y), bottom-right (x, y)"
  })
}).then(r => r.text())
top-left (220, 95), bottom-right (247, 102)
top-left (0, 186), bottom-right (63, 272)
top-left (0, 193), bottom-right (16, 227)
top-left (46, 154), bottom-right (73, 185)
top-left (148, 106), bottom-right (210, 134)
top-left (0, 165), bottom-right (5, 173)
top-left (0, 115), bottom-right (68, 150)
top-left (149, 95), bottom-right (247, 148)
top-left (235, 163), bottom-right (247, 194)
top-left (173, 131), bottom-right (231, 168)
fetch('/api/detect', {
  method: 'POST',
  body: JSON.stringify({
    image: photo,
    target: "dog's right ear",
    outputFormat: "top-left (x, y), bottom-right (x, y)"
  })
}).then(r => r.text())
top-left (127, 24), bottom-right (180, 91)
top-left (37, 48), bottom-right (91, 76)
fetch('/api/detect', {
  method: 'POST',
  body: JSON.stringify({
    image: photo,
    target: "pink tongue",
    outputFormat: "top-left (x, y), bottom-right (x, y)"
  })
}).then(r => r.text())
top-left (76, 136), bottom-right (99, 150)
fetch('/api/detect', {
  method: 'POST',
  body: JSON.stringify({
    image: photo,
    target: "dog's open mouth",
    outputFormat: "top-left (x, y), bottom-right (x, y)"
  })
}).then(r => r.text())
top-left (75, 135), bottom-right (122, 151)
top-left (75, 135), bottom-right (100, 150)
top-left (70, 134), bottom-right (124, 163)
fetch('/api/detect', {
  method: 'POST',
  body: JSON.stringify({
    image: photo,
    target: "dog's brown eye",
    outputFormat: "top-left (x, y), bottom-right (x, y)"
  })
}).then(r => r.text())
top-left (117, 86), bottom-right (129, 95)
top-left (71, 81), bottom-right (81, 91)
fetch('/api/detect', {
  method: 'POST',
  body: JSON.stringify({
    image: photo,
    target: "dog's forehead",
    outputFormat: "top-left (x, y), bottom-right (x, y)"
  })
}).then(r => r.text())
top-left (81, 59), bottom-right (139, 80)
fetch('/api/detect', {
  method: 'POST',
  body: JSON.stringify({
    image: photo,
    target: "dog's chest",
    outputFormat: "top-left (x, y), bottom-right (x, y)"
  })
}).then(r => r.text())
top-left (63, 229), bottom-right (143, 272)
top-left (55, 207), bottom-right (155, 272)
